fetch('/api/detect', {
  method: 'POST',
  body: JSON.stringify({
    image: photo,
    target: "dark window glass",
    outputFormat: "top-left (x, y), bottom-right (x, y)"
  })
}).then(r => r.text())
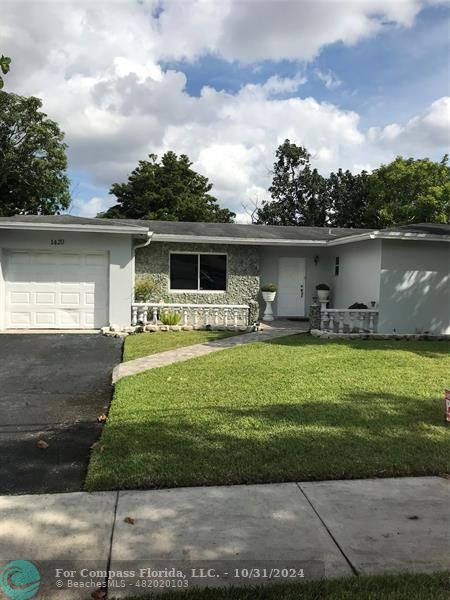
top-left (170, 254), bottom-right (198, 289)
top-left (200, 254), bottom-right (227, 291)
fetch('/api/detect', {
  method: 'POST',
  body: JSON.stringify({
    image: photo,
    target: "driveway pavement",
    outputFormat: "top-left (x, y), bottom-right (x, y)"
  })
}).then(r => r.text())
top-left (0, 334), bottom-right (122, 494)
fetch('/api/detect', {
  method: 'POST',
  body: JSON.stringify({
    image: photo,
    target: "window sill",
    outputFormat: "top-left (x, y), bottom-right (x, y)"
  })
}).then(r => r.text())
top-left (169, 289), bottom-right (227, 294)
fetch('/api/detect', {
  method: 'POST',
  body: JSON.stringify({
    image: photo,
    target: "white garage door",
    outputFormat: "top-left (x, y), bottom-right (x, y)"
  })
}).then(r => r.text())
top-left (4, 250), bottom-right (109, 329)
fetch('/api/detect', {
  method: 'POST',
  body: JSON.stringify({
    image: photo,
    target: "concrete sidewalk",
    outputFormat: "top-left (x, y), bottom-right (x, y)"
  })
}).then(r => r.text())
top-left (0, 477), bottom-right (448, 599)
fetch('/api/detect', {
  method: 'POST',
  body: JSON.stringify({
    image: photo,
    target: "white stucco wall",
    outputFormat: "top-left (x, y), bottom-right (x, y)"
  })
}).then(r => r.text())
top-left (378, 240), bottom-right (450, 334)
top-left (0, 229), bottom-right (135, 329)
top-left (259, 246), bottom-right (331, 317)
top-left (331, 239), bottom-right (382, 309)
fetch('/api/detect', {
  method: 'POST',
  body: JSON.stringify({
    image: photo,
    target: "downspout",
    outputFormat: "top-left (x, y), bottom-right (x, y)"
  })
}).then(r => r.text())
top-left (132, 230), bottom-right (153, 298)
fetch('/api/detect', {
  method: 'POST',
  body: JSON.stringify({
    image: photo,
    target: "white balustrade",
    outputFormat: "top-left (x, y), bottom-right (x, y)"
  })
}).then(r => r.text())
top-left (131, 303), bottom-right (250, 328)
top-left (319, 308), bottom-right (379, 334)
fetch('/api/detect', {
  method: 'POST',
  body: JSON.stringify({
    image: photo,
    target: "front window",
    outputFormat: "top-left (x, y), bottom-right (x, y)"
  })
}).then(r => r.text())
top-left (170, 253), bottom-right (227, 291)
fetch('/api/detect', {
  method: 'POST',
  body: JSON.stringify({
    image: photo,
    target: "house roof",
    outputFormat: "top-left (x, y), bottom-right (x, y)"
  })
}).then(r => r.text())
top-left (125, 219), bottom-right (372, 242)
top-left (0, 214), bottom-right (149, 235)
top-left (381, 223), bottom-right (450, 236)
top-left (0, 215), bottom-right (448, 245)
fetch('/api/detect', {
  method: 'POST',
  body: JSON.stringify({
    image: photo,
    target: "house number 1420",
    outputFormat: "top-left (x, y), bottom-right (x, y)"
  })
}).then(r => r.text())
top-left (50, 239), bottom-right (65, 245)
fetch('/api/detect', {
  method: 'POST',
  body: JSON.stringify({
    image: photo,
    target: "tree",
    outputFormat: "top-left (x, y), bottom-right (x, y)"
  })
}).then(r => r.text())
top-left (255, 140), bottom-right (328, 226)
top-left (0, 92), bottom-right (71, 216)
top-left (0, 55), bottom-right (11, 89)
top-left (327, 169), bottom-right (374, 228)
top-left (367, 155), bottom-right (450, 227)
top-left (101, 151), bottom-right (235, 222)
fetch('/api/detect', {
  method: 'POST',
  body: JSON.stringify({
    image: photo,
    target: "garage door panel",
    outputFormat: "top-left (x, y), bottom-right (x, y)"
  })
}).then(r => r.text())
top-left (10, 291), bottom-right (31, 304)
top-left (35, 312), bottom-right (57, 326)
top-left (36, 292), bottom-right (57, 305)
top-left (60, 310), bottom-right (81, 327)
top-left (9, 312), bottom-right (32, 326)
top-left (60, 292), bottom-right (81, 305)
top-left (4, 251), bottom-right (109, 329)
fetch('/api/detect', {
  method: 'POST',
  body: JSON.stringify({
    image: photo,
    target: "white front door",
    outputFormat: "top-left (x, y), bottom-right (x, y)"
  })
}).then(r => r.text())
top-left (4, 250), bottom-right (109, 329)
top-left (277, 257), bottom-right (306, 317)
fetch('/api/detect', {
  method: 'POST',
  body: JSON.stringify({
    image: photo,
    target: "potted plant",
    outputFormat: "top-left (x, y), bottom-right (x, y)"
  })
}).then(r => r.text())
top-left (261, 282), bottom-right (277, 302)
top-left (316, 283), bottom-right (330, 302)
top-left (261, 283), bottom-right (277, 322)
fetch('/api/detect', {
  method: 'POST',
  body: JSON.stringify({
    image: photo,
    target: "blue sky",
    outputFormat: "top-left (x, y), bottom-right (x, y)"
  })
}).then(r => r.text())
top-left (3, 0), bottom-right (449, 220)
top-left (163, 4), bottom-right (448, 125)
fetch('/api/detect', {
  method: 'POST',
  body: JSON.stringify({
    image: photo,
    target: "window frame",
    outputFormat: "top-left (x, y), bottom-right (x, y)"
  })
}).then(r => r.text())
top-left (334, 256), bottom-right (340, 276)
top-left (168, 251), bottom-right (228, 293)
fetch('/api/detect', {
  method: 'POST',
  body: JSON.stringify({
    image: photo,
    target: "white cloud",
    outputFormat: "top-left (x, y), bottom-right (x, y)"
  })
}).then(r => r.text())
top-left (315, 69), bottom-right (342, 90)
top-left (71, 196), bottom-right (115, 217)
top-left (259, 73), bottom-right (307, 96)
top-left (368, 97), bottom-right (450, 150)
top-left (1, 0), bottom-right (448, 217)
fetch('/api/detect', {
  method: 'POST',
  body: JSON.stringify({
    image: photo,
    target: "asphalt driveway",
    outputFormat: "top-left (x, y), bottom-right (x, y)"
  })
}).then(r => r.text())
top-left (0, 334), bottom-right (123, 494)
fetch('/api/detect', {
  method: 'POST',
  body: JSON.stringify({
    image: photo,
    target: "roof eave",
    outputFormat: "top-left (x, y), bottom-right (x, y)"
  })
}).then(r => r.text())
top-left (327, 230), bottom-right (450, 246)
top-left (0, 221), bottom-right (149, 236)
top-left (152, 233), bottom-right (328, 245)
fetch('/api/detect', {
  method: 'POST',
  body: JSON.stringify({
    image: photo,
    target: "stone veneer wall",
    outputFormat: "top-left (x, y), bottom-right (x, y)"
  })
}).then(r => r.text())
top-left (135, 241), bottom-right (260, 311)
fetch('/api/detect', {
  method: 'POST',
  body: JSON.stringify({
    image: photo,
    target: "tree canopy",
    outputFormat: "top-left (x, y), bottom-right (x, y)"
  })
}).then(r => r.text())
top-left (255, 140), bottom-right (328, 226)
top-left (0, 55), bottom-right (11, 89)
top-left (256, 139), bottom-right (449, 228)
top-left (327, 168), bottom-right (373, 228)
top-left (0, 92), bottom-right (71, 216)
top-left (367, 155), bottom-right (450, 227)
top-left (101, 151), bottom-right (235, 222)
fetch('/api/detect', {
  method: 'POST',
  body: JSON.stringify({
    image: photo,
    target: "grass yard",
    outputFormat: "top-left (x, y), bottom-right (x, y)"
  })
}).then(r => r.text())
top-left (86, 336), bottom-right (450, 491)
top-left (123, 330), bottom-right (242, 361)
top-left (113, 572), bottom-right (450, 600)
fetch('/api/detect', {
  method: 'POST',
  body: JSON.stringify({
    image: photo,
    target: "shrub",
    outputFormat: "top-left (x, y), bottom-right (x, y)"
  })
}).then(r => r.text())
top-left (134, 276), bottom-right (159, 302)
top-left (316, 283), bottom-right (330, 291)
top-left (261, 283), bottom-right (277, 292)
top-left (160, 311), bottom-right (182, 326)
top-left (349, 302), bottom-right (368, 309)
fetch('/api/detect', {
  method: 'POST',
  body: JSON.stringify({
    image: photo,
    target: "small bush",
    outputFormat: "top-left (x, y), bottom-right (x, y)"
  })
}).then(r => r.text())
top-left (261, 283), bottom-right (277, 292)
top-left (134, 276), bottom-right (159, 302)
top-left (160, 311), bottom-right (182, 326)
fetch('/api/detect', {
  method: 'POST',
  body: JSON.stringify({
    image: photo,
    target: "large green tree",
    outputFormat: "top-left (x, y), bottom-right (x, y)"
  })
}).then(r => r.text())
top-left (327, 168), bottom-right (373, 228)
top-left (0, 92), bottom-right (71, 216)
top-left (101, 151), bottom-right (235, 222)
top-left (367, 155), bottom-right (450, 227)
top-left (255, 140), bottom-right (328, 226)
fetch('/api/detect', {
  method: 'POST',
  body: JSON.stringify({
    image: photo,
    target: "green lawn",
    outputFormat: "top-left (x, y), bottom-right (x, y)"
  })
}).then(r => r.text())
top-left (123, 330), bottom-right (242, 361)
top-left (113, 572), bottom-right (450, 600)
top-left (86, 336), bottom-right (450, 490)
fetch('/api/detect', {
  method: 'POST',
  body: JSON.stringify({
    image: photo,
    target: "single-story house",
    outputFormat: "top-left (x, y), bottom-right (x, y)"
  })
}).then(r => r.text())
top-left (0, 215), bottom-right (448, 334)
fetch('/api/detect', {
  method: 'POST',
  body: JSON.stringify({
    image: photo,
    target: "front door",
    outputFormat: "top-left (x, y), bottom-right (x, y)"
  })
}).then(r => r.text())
top-left (277, 257), bottom-right (305, 317)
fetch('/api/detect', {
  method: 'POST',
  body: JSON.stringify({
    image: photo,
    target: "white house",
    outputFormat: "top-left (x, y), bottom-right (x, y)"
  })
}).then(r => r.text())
top-left (0, 216), bottom-right (448, 335)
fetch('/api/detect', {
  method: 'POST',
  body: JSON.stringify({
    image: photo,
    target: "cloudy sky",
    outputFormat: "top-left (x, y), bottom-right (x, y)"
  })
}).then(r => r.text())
top-left (2, 0), bottom-right (449, 221)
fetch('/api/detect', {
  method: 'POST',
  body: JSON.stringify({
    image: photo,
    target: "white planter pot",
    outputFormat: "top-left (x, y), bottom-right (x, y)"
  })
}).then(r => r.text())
top-left (261, 291), bottom-right (276, 321)
top-left (317, 289), bottom-right (330, 302)
top-left (262, 291), bottom-right (276, 302)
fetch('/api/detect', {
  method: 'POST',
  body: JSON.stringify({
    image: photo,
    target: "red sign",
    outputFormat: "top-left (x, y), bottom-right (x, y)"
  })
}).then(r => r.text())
top-left (446, 390), bottom-right (450, 423)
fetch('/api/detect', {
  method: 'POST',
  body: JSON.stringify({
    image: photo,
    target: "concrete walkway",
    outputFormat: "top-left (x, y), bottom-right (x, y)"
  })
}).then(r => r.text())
top-left (0, 477), bottom-right (447, 599)
top-left (113, 320), bottom-right (308, 382)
